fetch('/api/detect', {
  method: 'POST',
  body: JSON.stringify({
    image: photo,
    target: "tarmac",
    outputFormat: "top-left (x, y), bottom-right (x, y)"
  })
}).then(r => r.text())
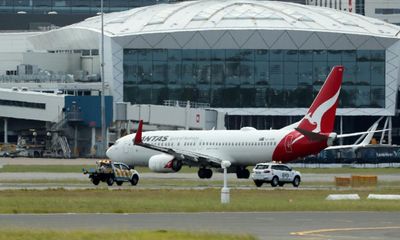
top-left (0, 212), bottom-right (399, 240)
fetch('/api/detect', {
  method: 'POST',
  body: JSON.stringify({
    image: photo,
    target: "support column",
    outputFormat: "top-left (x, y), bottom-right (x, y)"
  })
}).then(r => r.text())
top-left (127, 120), bottom-right (131, 134)
top-left (74, 125), bottom-right (78, 157)
top-left (106, 128), bottom-right (109, 149)
top-left (91, 127), bottom-right (96, 157)
top-left (339, 116), bottom-right (343, 145)
top-left (185, 101), bottom-right (190, 130)
top-left (389, 116), bottom-right (392, 145)
top-left (3, 118), bottom-right (8, 144)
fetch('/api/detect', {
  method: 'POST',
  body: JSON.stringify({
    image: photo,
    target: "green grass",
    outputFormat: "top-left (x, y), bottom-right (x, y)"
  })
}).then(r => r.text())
top-left (0, 188), bottom-right (400, 214)
top-left (0, 230), bottom-right (255, 240)
top-left (297, 167), bottom-right (400, 174)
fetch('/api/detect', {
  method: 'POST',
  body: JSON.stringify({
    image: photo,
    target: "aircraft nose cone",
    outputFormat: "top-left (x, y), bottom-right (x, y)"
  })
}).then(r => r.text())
top-left (106, 146), bottom-right (115, 160)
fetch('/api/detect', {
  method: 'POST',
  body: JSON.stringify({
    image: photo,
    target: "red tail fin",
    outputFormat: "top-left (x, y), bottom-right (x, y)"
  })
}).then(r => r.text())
top-left (298, 66), bottom-right (344, 133)
top-left (133, 120), bottom-right (143, 145)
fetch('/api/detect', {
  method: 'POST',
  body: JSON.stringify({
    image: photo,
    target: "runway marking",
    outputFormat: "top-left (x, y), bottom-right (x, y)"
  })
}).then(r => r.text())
top-left (291, 226), bottom-right (400, 236)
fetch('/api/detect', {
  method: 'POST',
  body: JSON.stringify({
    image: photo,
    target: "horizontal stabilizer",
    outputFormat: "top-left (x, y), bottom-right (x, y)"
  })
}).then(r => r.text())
top-left (338, 129), bottom-right (389, 138)
top-left (295, 128), bottom-right (328, 142)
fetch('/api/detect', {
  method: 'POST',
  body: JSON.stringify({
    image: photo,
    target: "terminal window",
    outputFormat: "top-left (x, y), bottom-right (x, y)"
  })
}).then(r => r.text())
top-left (0, 99), bottom-right (46, 109)
top-left (123, 49), bottom-right (385, 108)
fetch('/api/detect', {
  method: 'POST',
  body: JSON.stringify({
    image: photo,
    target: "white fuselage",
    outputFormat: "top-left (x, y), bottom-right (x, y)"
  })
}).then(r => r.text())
top-left (106, 128), bottom-right (290, 167)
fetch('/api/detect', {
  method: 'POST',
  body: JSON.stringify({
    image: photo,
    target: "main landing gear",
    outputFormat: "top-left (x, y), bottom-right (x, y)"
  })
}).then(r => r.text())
top-left (236, 167), bottom-right (250, 179)
top-left (198, 168), bottom-right (213, 179)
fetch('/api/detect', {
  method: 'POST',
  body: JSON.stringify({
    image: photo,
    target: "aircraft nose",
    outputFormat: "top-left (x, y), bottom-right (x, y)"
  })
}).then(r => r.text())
top-left (106, 145), bottom-right (115, 160)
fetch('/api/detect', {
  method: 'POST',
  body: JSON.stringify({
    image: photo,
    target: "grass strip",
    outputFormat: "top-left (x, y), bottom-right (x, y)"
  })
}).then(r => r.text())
top-left (296, 167), bottom-right (400, 174)
top-left (0, 229), bottom-right (255, 240)
top-left (1, 178), bottom-right (400, 189)
top-left (1, 188), bottom-right (400, 214)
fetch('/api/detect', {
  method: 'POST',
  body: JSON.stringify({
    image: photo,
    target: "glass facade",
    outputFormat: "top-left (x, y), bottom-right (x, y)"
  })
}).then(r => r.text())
top-left (123, 49), bottom-right (385, 108)
top-left (0, 0), bottom-right (182, 14)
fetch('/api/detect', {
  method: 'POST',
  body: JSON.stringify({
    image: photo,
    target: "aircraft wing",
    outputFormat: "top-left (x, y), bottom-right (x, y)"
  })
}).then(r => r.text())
top-left (132, 120), bottom-right (224, 167)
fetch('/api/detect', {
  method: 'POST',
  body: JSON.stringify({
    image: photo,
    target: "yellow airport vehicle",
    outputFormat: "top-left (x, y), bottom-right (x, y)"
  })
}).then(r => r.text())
top-left (83, 160), bottom-right (139, 186)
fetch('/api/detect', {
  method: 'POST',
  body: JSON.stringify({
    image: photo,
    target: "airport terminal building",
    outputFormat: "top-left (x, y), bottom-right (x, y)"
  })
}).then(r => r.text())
top-left (6, 0), bottom-right (400, 144)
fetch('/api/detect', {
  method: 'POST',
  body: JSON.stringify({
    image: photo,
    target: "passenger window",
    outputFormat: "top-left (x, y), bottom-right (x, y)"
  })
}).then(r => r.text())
top-left (281, 166), bottom-right (290, 171)
top-left (120, 164), bottom-right (129, 170)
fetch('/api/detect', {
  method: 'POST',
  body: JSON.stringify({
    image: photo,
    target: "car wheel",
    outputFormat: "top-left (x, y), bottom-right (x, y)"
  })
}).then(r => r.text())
top-left (271, 176), bottom-right (279, 187)
top-left (292, 176), bottom-right (301, 187)
top-left (130, 175), bottom-right (139, 186)
top-left (278, 182), bottom-right (285, 187)
top-left (91, 178), bottom-right (100, 186)
top-left (106, 177), bottom-right (114, 186)
top-left (254, 180), bottom-right (263, 187)
top-left (116, 181), bottom-right (123, 186)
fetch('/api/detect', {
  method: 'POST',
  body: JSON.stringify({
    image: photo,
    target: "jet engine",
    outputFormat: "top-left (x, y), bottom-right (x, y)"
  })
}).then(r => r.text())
top-left (148, 154), bottom-right (182, 173)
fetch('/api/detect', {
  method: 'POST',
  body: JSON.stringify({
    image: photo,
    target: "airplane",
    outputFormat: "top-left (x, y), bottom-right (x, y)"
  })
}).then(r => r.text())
top-left (106, 65), bottom-right (344, 179)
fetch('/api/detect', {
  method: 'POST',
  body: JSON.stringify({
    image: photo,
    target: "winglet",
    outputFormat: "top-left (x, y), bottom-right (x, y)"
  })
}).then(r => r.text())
top-left (133, 120), bottom-right (143, 145)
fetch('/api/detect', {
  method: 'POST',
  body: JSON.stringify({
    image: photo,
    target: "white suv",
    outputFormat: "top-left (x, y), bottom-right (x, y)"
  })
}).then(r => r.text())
top-left (251, 163), bottom-right (301, 187)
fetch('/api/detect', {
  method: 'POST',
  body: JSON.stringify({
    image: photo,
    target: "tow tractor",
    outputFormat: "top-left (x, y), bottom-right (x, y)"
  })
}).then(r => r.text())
top-left (83, 160), bottom-right (139, 186)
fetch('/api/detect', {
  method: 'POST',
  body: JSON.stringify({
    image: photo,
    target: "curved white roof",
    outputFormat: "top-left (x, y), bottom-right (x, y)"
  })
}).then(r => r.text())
top-left (67, 0), bottom-right (400, 37)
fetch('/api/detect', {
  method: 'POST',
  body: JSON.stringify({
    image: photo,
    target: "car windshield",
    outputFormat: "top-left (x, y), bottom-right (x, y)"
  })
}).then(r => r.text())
top-left (255, 165), bottom-right (269, 169)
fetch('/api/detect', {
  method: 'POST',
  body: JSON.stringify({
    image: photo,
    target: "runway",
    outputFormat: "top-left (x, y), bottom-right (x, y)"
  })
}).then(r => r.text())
top-left (1, 172), bottom-right (400, 190)
top-left (0, 212), bottom-right (399, 240)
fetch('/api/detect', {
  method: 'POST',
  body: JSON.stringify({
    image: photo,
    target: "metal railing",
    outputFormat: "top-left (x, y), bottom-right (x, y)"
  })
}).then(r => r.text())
top-left (163, 100), bottom-right (210, 108)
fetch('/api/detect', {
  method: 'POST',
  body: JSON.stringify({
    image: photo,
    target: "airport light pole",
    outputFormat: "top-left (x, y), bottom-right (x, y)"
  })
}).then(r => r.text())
top-left (100, 0), bottom-right (107, 157)
top-left (221, 160), bottom-right (231, 204)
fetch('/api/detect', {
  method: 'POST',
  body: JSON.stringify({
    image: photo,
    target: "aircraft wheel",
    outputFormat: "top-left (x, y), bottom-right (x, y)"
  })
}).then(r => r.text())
top-left (242, 169), bottom-right (250, 179)
top-left (278, 182), bottom-right (285, 187)
top-left (205, 169), bottom-right (213, 179)
top-left (198, 168), bottom-right (211, 179)
top-left (254, 180), bottom-right (263, 187)
top-left (116, 181), bottom-right (123, 186)
top-left (236, 168), bottom-right (250, 179)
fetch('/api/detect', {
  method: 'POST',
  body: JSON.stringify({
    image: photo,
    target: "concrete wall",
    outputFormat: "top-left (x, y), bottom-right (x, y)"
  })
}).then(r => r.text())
top-left (0, 32), bottom-right (39, 75)
top-left (23, 52), bottom-right (81, 74)
top-left (365, 0), bottom-right (400, 25)
top-left (81, 56), bottom-right (100, 75)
